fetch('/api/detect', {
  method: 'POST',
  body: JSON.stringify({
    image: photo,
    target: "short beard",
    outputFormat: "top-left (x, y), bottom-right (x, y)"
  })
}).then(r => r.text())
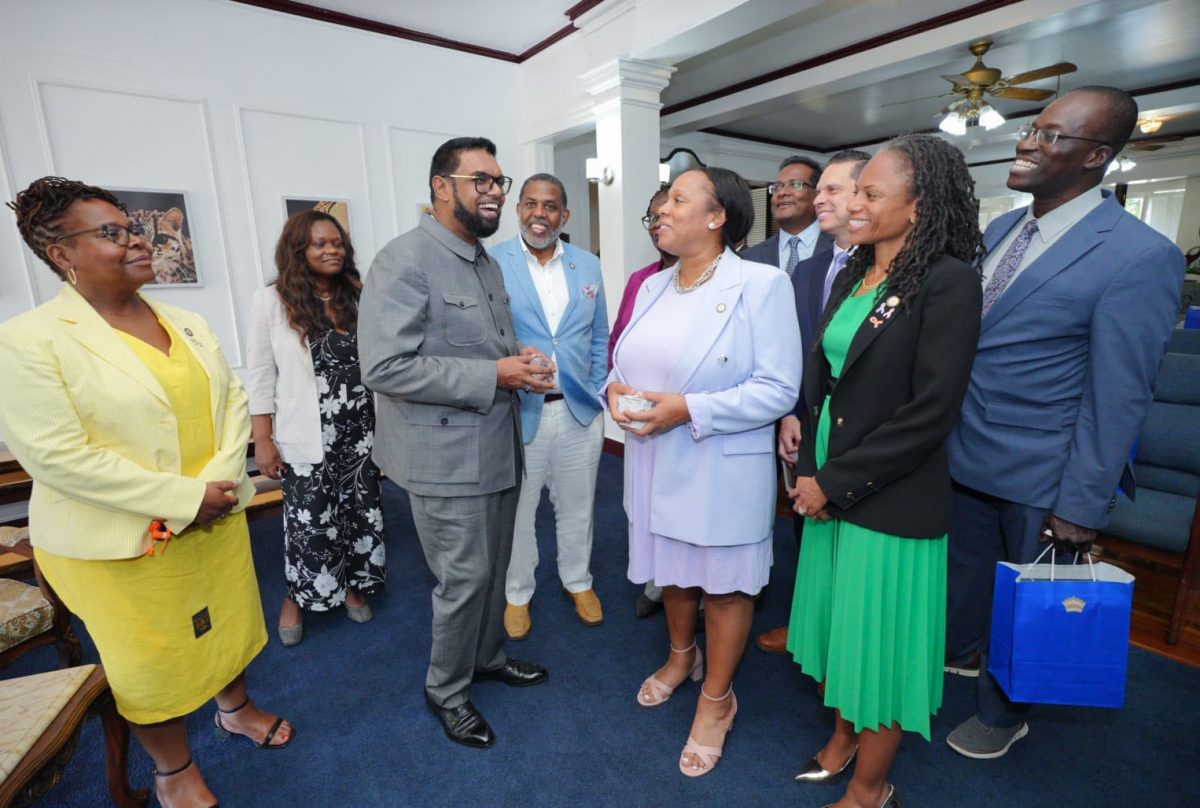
top-left (521, 219), bottom-right (565, 251)
top-left (453, 189), bottom-right (500, 238)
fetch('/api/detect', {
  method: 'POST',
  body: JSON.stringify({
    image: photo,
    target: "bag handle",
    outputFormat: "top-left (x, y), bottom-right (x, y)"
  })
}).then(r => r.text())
top-left (1029, 543), bottom-right (1097, 582)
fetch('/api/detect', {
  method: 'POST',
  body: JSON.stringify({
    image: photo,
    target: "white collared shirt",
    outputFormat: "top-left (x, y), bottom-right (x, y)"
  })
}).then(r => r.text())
top-left (776, 218), bottom-right (822, 270)
top-left (981, 187), bottom-right (1105, 290)
top-left (520, 236), bottom-right (568, 392)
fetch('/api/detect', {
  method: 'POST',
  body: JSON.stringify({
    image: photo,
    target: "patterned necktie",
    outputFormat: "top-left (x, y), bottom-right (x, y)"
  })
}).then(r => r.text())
top-left (784, 235), bottom-right (801, 277)
top-left (981, 219), bottom-right (1039, 316)
top-left (822, 250), bottom-right (850, 308)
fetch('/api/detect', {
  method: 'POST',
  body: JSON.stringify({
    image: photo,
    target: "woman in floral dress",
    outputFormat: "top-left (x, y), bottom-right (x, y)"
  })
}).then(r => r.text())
top-left (248, 210), bottom-right (385, 646)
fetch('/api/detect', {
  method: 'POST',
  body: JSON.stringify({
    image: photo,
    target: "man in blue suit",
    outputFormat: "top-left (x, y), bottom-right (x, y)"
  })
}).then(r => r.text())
top-left (742, 155), bottom-right (832, 275)
top-left (494, 174), bottom-right (610, 640)
top-left (757, 149), bottom-right (870, 654)
top-left (945, 87), bottom-right (1186, 758)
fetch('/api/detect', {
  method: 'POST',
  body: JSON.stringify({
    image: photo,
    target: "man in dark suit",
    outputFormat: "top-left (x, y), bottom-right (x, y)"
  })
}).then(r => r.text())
top-left (758, 149), bottom-right (870, 654)
top-left (944, 87), bottom-right (1186, 759)
top-left (359, 137), bottom-right (555, 750)
top-left (742, 155), bottom-right (832, 275)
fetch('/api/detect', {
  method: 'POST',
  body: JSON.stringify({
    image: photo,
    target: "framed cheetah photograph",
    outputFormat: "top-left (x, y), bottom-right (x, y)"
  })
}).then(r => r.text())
top-left (284, 197), bottom-right (351, 236)
top-left (111, 189), bottom-right (200, 285)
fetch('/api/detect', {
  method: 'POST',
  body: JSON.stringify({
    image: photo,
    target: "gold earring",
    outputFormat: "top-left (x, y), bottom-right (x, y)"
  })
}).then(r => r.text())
top-left (66, 266), bottom-right (78, 286)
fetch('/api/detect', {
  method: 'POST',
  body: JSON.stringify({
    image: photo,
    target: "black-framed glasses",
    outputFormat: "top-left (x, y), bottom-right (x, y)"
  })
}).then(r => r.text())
top-left (1016, 124), bottom-right (1111, 148)
top-left (443, 173), bottom-right (512, 195)
top-left (641, 214), bottom-right (660, 229)
top-left (768, 179), bottom-right (817, 195)
top-left (51, 222), bottom-right (148, 246)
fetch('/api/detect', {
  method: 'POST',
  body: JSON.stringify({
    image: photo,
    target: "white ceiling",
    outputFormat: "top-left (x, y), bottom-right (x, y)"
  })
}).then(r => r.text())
top-left (256, 0), bottom-right (1200, 162)
top-left (290, 0), bottom-right (582, 55)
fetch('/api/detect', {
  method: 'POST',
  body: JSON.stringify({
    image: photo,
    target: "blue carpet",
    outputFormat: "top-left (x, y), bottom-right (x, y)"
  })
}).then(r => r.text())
top-left (9, 453), bottom-right (1200, 807)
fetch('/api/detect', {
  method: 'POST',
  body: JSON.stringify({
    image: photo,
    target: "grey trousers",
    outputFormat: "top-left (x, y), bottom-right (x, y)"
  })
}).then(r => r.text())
top-left (408, 484), bottom-right (519, 708)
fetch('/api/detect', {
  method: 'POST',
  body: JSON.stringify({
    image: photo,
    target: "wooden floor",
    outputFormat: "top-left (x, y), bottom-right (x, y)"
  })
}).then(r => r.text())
top-left (1097, 543), bottom-right (1200, 668)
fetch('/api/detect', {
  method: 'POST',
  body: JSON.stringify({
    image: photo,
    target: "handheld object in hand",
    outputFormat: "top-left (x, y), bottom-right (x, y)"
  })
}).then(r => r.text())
top-left (618, 394), bottom-right (654, 432)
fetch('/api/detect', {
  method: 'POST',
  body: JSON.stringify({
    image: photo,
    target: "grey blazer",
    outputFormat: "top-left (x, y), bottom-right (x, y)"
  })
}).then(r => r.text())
top-left (359, 214), bottom-right (522, 497)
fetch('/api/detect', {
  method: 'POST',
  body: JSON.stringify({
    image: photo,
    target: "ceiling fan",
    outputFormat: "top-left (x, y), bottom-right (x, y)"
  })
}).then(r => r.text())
top-left (1126, 136), bottom-right (1184, 152)
top-left (933, 39), bottom-right (1077, 135)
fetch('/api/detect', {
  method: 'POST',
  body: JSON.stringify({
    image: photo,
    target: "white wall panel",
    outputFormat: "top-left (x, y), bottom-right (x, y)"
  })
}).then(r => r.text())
top-left (239, 109), bottom-right (375, 283)
top-left (0, 116), bottom-right (39, 323)
top-left (35, 81), bottom-right (244, 363)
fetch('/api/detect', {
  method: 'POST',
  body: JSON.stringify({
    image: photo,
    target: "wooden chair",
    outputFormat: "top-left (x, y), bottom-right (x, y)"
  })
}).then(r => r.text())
top-left (0, 664), bottom-right (148, 808)
top-left (0, 529), bottom-right (81, 671)
top-left (1098, 352), bottom-right (1200, 644)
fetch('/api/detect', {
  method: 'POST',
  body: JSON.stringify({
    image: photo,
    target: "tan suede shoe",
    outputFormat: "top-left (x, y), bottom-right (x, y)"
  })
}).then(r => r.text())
top-left (566, 588), bottom-right (604, 626)
top-left (504, 603), bottom-right (531, 640)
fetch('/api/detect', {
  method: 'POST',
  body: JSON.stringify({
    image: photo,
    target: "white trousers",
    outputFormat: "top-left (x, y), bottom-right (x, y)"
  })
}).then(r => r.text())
top-left (505, 400), bottom-right (604, 605)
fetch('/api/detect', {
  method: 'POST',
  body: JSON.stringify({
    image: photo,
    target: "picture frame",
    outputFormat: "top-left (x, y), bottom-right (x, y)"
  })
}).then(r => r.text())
top-left (283, 197), bottom-right (352, 236)
top-left (110, 188), bottom-right (200, 286)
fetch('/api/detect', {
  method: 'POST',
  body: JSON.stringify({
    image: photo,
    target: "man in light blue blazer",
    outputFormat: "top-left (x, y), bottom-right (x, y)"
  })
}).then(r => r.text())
top-left (944, 87), bottom-right (1186, 759)
top-left (494, 174), bottom-right (610, 639)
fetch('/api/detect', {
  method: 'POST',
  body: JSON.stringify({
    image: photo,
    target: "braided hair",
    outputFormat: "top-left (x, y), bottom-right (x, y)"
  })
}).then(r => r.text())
top-left (821, 134), bottom-right (982, 337)
top-left (7, 176), bottom-right (126, 279)
top-left (273, 210), bottom-right (361, 343)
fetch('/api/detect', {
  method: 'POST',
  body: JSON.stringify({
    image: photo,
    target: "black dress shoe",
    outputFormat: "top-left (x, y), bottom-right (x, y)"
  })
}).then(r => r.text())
top-left (473, 658), bottom-right (548, 687)
top-left (635, 592), bottom-right (663, 619)
top-left (424, 695), bottom-right (495, 749)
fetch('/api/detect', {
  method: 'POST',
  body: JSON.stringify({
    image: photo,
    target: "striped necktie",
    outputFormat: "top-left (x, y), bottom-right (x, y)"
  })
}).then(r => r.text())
top-left (784, 235), bottom-right (800, 277)
top-left (822, 250), bottom-right (850, 308)
top-left (982, 219), bottom-right (1039, 316)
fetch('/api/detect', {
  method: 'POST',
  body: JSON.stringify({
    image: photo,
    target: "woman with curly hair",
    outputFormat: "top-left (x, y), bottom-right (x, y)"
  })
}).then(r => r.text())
top-left (785, 134), bottom-right (983, 807)
top-left (247, 210), bottom-right (385, 647)
top-left (0, 177), bottom-right (293, 807)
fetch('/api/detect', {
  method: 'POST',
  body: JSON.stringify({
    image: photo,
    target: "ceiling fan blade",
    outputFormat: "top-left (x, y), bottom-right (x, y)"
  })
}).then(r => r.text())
top-left (1127, 136), bottom-right (1184, 150)
top-left (940, 74), bottom-right (973, 87)
top-left (1004, 62), bottom-right (1077, 85)
top-left (1126, 143), bottom-right (1165, 151)
top-left (988, 87), bottom-right (1056, 101)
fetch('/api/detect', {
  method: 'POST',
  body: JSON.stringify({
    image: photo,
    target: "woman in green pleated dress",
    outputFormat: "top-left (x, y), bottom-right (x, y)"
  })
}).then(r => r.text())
top-left (784, 135), bottom-right (984, 808)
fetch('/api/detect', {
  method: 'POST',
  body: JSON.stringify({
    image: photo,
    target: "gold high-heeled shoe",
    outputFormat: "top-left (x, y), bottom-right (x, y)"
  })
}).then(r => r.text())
top-left (795, 743), bottom-right (858, 783)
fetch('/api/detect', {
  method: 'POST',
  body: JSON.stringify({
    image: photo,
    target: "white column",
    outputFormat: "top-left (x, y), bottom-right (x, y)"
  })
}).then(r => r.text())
top-left (580, 58), bottom-right (675, 328)
top-left (580, 58), bottom-right (674, 444)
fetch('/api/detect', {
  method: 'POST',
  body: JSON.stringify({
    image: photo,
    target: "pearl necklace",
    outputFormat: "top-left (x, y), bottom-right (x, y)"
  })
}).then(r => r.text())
top-left (673, 254), bottom-right (721, 294)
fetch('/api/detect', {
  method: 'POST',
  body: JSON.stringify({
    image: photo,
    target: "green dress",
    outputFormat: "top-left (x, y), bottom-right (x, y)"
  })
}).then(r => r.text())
top-left (785, 282), bottom-right (946, 741)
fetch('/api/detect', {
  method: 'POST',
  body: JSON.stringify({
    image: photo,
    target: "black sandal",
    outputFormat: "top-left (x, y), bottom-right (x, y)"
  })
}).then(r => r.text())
top-left (213, 696), bottom-right (294, 750)
top-left (152, 758), bottom-right (219, 808)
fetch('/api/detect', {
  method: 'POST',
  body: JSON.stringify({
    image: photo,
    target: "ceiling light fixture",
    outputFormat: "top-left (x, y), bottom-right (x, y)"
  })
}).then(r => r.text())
top-left (978, 104), bottom-right (1006, 131)
top-left (1105, 155), bottom-right (1137, 175)
top-left (939, 111), bottom-right (968, 136)
top-left (1138, 118), bottom-right (1163, 134)
top-left (939, 99), bottom-right (1004, 136)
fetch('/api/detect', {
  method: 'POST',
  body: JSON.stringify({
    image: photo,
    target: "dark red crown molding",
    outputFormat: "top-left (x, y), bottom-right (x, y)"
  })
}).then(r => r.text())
top-left (661, 0), bottom-right (1026, 117)
top-left (231, 0), bottom-right (597, 63)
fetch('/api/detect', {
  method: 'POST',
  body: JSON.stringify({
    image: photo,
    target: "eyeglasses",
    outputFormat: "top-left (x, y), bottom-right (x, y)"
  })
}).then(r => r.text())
top-left (443, 173), bottom-right (512, 195)
top-left (51, 222), bottom-right (148, 246)
top-left (641, 214), bottom-right (660, 229)
top-left (1016, 125), bottom-right (1111, 148)
top-left (768, 180), bottom-right (817, 195)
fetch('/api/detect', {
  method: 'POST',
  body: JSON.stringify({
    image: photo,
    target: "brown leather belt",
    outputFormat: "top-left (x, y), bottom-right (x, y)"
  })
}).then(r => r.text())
top-left (544, 393), bottom-right (564, 403)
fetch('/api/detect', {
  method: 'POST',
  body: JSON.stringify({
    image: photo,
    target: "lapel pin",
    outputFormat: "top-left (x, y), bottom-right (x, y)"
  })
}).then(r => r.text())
top-left (886, 296), bottom-right (900, 308)
top-left (716, 303), bottom-right (727, 313)
top-left (717, 354), bottom-right (728, 364)
top-left (569, 262), bottom-right (576, 269)
top-left (184, 327), bottom-right (194, 337)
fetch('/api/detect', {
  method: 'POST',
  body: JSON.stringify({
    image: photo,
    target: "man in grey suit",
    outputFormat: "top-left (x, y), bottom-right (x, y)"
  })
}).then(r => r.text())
top-left (359, 136), bottom-right (554, 749)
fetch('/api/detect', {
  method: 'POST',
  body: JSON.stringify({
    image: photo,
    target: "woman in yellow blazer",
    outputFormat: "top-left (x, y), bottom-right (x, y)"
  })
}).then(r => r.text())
top-left (0, 177), bottom-right (293, 808)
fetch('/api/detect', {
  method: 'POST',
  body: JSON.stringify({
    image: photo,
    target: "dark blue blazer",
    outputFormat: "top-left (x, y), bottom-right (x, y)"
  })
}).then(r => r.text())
top-left (740, 230), bottom-right (834, 274)
top-left (946, 193), bottom-right (1186, 528)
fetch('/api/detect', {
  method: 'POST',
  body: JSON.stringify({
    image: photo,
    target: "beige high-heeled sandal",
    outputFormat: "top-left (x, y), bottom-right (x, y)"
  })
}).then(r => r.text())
top-left (679, 685), bottom-right (737, 778)
top-left (637, 642), bottom-right (704, 707)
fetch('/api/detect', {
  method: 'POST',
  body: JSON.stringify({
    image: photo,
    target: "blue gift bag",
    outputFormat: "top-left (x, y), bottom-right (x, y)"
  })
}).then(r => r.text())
top-left (988, 551), bottom-right (1134, 708)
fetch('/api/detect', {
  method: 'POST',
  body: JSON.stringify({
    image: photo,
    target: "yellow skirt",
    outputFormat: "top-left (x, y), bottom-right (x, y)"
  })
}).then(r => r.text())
top-left (36, 512), bottom-right (267, 724)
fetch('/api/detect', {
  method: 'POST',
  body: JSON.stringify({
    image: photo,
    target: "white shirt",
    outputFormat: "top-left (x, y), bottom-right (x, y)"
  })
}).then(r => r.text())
top-left (520, 236), bottom-right (569, 392)
top-left (981, 187), bottom-right (1105, 290)
top-left (776, 218), bottom-right (822, 270)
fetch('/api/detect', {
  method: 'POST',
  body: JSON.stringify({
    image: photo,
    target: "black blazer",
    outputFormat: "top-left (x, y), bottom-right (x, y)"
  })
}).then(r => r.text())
top-left (796, 253), bottom-right (982, 539)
